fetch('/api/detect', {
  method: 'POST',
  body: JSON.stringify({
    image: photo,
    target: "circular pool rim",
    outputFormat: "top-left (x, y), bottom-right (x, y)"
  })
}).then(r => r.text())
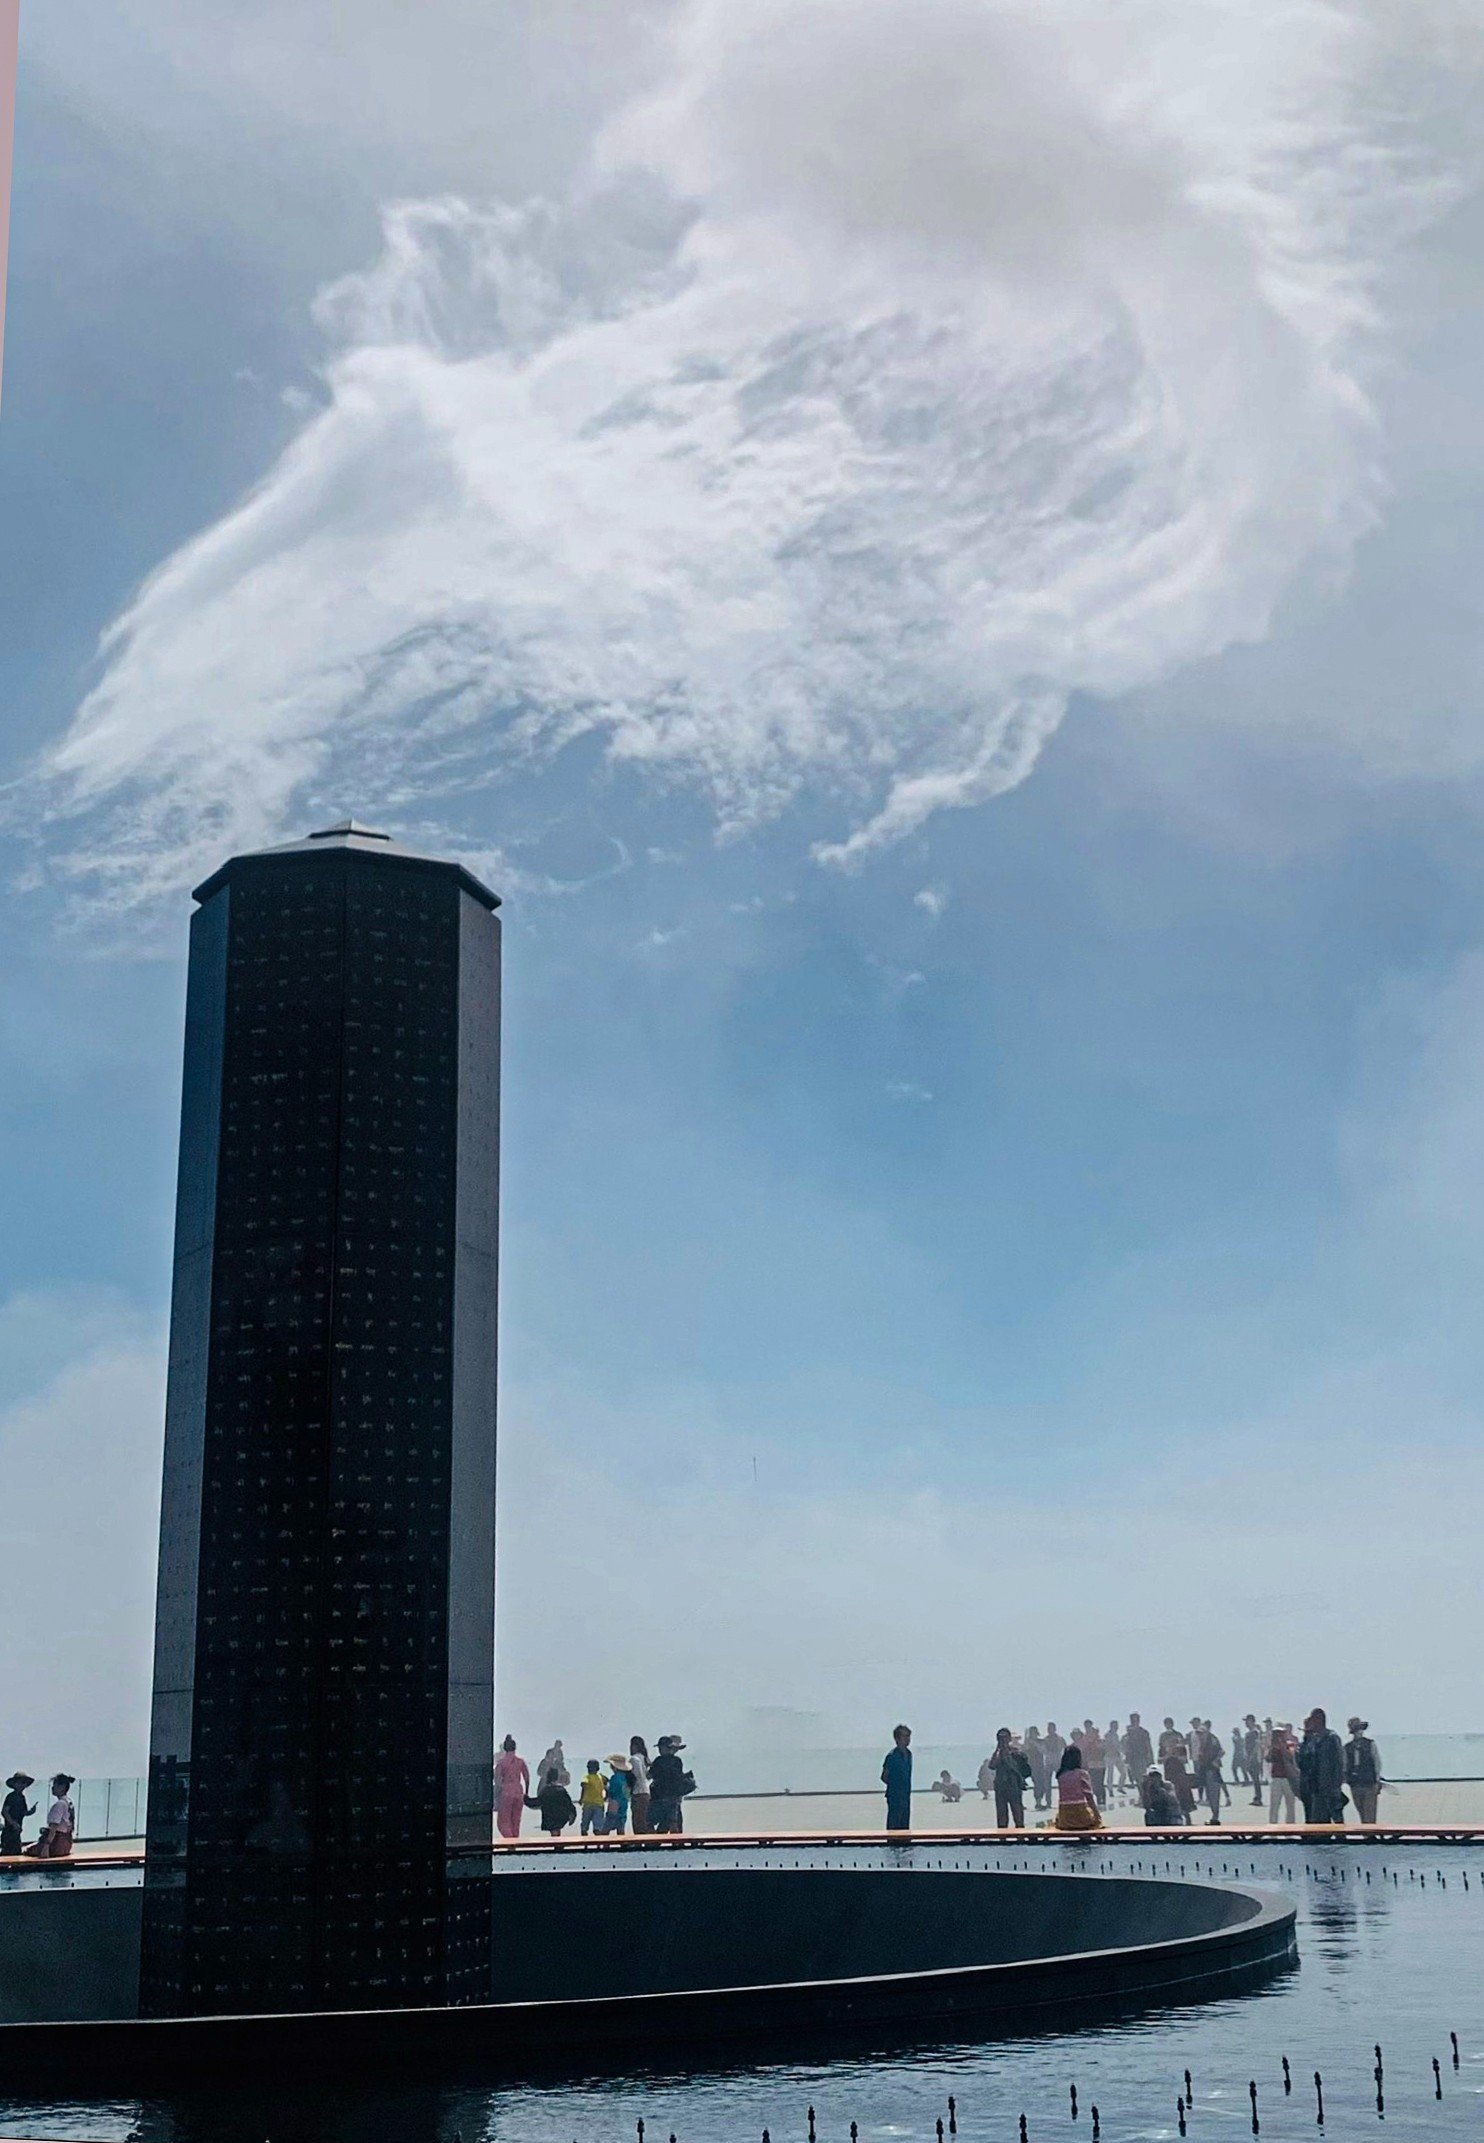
top-left (0, 1859), bottom-right (1296, 2086)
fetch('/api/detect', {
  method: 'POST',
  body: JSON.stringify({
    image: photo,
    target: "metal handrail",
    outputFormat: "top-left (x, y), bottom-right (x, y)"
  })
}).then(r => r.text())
top-left (36, 1772), bottom-right (1484, 1844)
top-left (10, 1817), bottom-right (1484, 1873)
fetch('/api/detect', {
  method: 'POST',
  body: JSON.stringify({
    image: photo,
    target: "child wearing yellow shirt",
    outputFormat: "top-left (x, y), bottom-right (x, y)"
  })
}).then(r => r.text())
top-left (578, 1759), bottom-right (606, 1835)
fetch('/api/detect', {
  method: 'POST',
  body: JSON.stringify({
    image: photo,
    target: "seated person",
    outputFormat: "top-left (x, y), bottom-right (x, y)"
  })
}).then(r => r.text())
top-left (1139, 1767), bottom-right (1183, 1827)
top-left (1052, 1745), bottom-right (1103, 1832)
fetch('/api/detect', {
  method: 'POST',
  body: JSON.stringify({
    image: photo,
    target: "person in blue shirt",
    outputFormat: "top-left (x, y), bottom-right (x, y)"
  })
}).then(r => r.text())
top-left (881, 1723), bottom-right (913, 1833)
top-left (603, 1755), bottom-right (633, 1835)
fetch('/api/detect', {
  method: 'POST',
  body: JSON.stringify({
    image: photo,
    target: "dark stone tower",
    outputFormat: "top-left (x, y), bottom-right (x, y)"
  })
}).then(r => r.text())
top-left (141, 823), bottom-right (500, 2018)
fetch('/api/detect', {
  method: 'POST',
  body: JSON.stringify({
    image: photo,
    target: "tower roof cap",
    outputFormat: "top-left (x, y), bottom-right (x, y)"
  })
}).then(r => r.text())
top-left (192, 821), bottom-right (500, 910)
top-left (308, 818), bottom-right (392, 842)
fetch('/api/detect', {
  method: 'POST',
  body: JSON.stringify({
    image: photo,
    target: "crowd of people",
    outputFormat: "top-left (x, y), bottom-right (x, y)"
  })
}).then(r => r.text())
top-left (492, 1734), bottom-right (697, 1839)
top-left (2, 1741), bottom-right (696, 1857)
top-left (892, 1710), bottom-right (1385, 1830)
top-left (0, 1712), bottom-right (1387, 1861)
top-left (0, 1772), bottom-right (76, 1859)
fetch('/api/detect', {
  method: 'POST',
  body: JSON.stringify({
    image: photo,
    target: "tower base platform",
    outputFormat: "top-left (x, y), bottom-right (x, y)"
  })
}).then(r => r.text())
top-left (0, 1853), bottom-right (1295, 2085)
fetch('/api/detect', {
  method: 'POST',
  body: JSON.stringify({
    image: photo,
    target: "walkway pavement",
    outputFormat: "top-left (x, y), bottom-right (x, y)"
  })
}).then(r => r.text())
top-left (689, 1779), bottom-right (1484, 1834)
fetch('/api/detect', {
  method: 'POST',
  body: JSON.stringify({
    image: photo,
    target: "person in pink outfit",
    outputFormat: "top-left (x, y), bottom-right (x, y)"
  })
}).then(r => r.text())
top-left (1053, 1743), bottom-right (1103, 1832)
top-left (494, 1736), bottom-right (530, 1839)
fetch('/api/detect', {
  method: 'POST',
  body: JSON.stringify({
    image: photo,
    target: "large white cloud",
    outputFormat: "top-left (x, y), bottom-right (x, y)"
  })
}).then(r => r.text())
top-left (38, 0), bottom-right (1476, 908)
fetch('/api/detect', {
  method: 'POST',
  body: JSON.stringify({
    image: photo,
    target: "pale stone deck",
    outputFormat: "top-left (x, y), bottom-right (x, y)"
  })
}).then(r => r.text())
top-left (688, 1778), bottom-right (1484, 1835)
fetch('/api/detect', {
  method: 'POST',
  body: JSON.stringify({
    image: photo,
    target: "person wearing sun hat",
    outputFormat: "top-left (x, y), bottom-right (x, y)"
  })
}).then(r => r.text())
top-left (649, 1736), bottom-right (694, 1834)
top-left (1, 1773), bottom-right (34, 1857)
top-left (1343, 1717), bottom-right (1382, 1825)
top-left (603, 1753), bottom-right (633, 1836)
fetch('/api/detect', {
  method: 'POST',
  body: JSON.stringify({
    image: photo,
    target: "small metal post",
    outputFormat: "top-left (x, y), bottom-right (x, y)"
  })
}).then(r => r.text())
top-left (1176, 2098), bottom-right (1186, 2138)
top-left (1433, 2058), bottom-right (1443, 2098)
top-left (809, 2111), bottom-right (816, 2142)
top-left (1282, 2058), bottom-right (1291, 2094)
top-left (1314, 2071), bottom-right (1324, 2127)
top-left (948, 2095), bottom-right (957, 2133)
top-left (1249, 2080), bottom-right (1258, 2134)
top-left (1451, 2032), bottom-right (1460, 2069)
top-left (1019, 2116), bottom-right (1029, 2143)
top-left (1090, 2110), bottom-right (1099, 2140)
top-left (1184, 2069), bottom-right (1192, 2103)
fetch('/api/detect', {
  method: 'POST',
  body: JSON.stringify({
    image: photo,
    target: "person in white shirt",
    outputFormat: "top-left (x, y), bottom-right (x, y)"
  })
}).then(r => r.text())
top-left (628, 1737), bottom-right (652, 1833)
top-left (36, 1774), bottom-right (75, 1860)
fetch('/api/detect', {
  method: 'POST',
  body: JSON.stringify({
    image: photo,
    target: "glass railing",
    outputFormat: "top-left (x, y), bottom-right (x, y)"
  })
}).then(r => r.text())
top-left (71, 1776), bottom-right (145, 1843)
top-left (48, 1742), bottom-right (1484, 1846)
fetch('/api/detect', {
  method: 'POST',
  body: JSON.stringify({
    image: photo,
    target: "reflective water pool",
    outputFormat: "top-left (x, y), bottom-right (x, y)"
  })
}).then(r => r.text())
top-left (1, 1840), bottom-right (1477, 2143)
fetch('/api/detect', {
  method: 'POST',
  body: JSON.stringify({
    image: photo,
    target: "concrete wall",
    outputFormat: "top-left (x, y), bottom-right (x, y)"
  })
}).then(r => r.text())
top-left (0, 1862), bottom-right (1263, 2022)
top-left (0, 1884), bottom-right (141, 2023)
top-left (491, 1865), bottom-right (1258, 2001)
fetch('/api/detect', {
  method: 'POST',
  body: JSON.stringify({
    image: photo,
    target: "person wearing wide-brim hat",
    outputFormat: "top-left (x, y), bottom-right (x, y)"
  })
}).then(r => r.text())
top-left (1343, 1717), bottom-right (1382, 1826)
top-left (649, 1737), bottom-right (695, 1834)
top-left (1, 1774), bottom-right (35, 1858)
top-left (603, 1754), bottom-right (634, 1836)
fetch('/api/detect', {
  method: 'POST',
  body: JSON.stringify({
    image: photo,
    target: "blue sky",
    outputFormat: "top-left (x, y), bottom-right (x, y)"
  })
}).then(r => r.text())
top-left (4, 0), bottom-right (1484, 1774)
